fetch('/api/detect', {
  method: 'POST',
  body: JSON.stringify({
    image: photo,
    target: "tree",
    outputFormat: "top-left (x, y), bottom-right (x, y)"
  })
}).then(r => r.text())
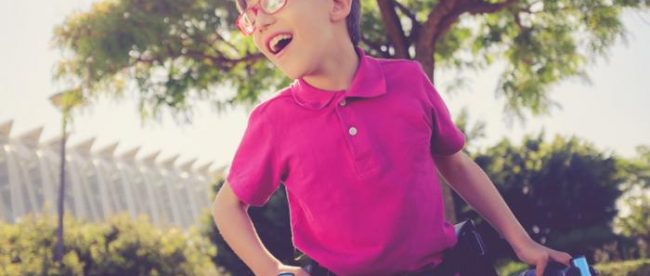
top-left (52, 0), bottom-right (648, 222)
top-left (614, 193), bottom-right (650, 259)
top-left (461, 134), bottom-right (627, 262)
top-left (613, 145), bottom-right (650, 259)
top-left (52, 0), bottom-right (649, 120)
top-left (618, 146), bottom-right (650, 191)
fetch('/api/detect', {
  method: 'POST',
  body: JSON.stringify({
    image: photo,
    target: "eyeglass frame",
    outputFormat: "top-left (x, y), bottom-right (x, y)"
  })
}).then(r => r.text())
top-left (236, 0), bottom-right (289, 36)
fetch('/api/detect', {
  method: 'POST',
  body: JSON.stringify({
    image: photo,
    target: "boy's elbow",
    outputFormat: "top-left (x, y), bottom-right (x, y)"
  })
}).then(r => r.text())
top-left (211, 194), bottom-right (222, 223)
top-left (212, 180), bottom-right (248, 223)
top-left (433, 151), bottom-right (467, 169)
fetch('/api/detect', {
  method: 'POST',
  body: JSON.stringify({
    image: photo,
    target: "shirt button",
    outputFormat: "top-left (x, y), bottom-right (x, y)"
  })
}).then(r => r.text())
top-left (348, 127), bottom-right (358, 136)
top-left (339, 99), bottom-right (347, 107)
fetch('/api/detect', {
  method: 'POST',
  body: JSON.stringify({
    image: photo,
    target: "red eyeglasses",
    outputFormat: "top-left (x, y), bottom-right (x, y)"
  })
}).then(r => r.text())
top-left (236, 0), bottom-right (288, 36)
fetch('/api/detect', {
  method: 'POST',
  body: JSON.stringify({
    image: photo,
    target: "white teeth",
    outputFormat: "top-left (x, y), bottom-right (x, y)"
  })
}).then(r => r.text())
top-left (269, 34), bottom-right (293, 53)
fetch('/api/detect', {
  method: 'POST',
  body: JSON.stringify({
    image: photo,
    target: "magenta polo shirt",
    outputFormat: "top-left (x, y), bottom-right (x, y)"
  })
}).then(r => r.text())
top-left (226, 47), bottom-right (465, 275)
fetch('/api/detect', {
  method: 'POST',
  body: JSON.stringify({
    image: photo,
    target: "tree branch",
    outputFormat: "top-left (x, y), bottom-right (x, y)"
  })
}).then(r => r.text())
top-left (393, 1), bottom-right (421, 44)
top-left (213, 32), bottom-right (240, 54)
top-left (360, 35), bottom-right (390, 57)
top-left (377, 0), bottom-right (410, 58)
top-left (393, 1), bottom-right (418, 26)
top-left (184, 49), bottom-right (264, 68)
top-left (155, 41), bottom-right (265, 72)
top-left (466, 0), bottom-right (518, 15)
top-left (415, 0), bottom-right (519, 78)
top-left (421, 0), bottom-right (518, 48)
top-left (419, 0), bottom-right (459, 51)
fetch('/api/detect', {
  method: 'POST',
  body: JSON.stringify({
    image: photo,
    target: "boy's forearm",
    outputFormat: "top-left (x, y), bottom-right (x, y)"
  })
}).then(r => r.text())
top-left (434, 152), bottom-right (532, 249)
top-left (212, 198), bottom-right (282, 276)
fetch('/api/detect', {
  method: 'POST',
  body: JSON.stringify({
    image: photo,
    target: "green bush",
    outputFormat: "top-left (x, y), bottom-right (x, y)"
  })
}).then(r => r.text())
top-left (497, 259), bottom-right (650, 276)
top-left (0, 214), bottom-right (219, 275)
top-left (464, 135), bottom-right (627, 261)
top-left (594, 259), bottom-right (650, 276)
top-left (495, 259), bottom-right (529, 276)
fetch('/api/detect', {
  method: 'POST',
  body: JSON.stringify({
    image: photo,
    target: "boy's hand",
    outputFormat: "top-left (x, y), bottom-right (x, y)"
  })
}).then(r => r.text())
top-left (275, 264), bottom-right (310, 276)
top-left (511, 237), bottom-right (573, 276)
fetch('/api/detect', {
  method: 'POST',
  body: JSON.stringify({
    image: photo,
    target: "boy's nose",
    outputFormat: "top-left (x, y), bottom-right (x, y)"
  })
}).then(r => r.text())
top-left (254, 11), bottom-right (275, 33)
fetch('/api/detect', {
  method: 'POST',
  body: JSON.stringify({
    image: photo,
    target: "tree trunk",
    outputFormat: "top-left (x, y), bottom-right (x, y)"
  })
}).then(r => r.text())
top-left (375, 0), bottom-right (519, 224)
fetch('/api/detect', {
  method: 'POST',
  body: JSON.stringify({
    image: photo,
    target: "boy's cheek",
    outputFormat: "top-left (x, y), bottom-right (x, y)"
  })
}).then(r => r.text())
top-left (252, 36), bottom-right (261, 50)
top-left (252, 36), bottom-right (268, 56)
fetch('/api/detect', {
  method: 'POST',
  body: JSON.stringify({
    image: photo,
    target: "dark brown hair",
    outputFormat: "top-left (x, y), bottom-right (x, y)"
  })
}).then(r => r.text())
top-left (347, 0), bottom-right (361, 46)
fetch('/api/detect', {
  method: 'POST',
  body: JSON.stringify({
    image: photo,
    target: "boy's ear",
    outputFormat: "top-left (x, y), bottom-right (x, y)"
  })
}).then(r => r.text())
top-left (329, 0), bottom-right (353, 22)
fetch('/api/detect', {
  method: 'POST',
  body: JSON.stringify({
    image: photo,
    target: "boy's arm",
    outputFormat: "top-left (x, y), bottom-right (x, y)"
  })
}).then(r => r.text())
top-left (433, 151), bottom-right (572, 276)
top-left (213, 181), bottom-right (307, 276)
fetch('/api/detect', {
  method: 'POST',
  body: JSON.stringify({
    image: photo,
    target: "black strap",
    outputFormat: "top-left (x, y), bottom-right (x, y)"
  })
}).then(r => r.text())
top-left (303, 260), bottom-right (334, 276)
top-left (303, 253), bottom-right (458, 276)
top-left (300, 219), bottom-right (498, 276)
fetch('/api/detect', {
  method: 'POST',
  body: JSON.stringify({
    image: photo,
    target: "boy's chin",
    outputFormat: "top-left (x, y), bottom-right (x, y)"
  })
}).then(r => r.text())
top-left (274, 56), bottom-right (315, 79)
top-left (272, 53), bottom-right (316, 79)
top-left (277, 66), bottom-right (305, 80)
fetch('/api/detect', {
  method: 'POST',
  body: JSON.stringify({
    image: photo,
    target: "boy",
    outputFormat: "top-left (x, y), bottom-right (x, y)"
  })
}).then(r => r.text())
top-left (213, 0), bottom-right (573, 275)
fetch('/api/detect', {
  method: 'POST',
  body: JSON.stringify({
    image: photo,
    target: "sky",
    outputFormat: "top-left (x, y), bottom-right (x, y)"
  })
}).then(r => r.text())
top-left (1, 0), bottom-right (649, 172)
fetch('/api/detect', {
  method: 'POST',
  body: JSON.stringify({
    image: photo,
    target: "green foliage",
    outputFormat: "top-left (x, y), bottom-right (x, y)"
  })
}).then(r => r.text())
top-left (459, 134), bottom-right (626, 260)
top-left (452, 108), bottom-right (487, 150)
top-left (472, 1), bottom-right (646, 119)
top-left (52, 0), bottom-right (649, 123)
top-left (616, 194), bottom-right (650, 239)
top-left (608, 146), bottom-right (650, 259)
top-left (497, 258), bottom-right (650, 276)
top-left (618, 146), bottom-right (650, 191)
top-left (495, 259), bottom-right (529, 276)
top-left (362, 0), bottom-right (647, 119)
top-left (594, 258), bottom-right (650, 276)
top-left (590, 235), bottom-right (644, 263)
top-left (0, 214), bottom-right (218, 275)
top-left (52, 0), bottom-right (290, 123)
top-left (614, 193), bottom-right (650, 258)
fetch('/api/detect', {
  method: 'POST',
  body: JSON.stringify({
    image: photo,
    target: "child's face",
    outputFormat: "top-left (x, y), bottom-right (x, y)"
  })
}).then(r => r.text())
top-left (238, 0), bottom-right (350, 79)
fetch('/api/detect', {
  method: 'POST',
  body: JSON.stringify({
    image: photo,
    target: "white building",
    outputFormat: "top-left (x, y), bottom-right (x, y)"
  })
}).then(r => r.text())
top-left (0, 120), bottom-right (223, 228)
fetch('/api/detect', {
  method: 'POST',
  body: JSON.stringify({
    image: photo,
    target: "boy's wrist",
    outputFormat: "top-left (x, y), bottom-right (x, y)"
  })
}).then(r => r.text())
top-left (252, 259), bottom-right (283, 276)
top-left (274, 264), bottom-right (310, 276)
top-left (507, 232), bottom-right (535, 252)
top-left (495, 221), bottom-right (533, 251)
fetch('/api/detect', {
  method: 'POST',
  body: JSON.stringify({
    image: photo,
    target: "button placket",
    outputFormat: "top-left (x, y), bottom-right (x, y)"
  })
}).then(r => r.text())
top-left (334, 98), bottom-right (360, 159)
top-left (334, 99), bottom-right (377, 178)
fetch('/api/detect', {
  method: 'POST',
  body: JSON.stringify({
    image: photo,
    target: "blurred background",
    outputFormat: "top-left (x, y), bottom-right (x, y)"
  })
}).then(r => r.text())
top-left (0, 0), bottom-right (649, 275)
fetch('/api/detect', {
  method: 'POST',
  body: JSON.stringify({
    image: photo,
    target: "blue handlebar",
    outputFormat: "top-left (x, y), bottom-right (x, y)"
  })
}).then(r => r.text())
top-left (518, 256), bottom-right (596, 276)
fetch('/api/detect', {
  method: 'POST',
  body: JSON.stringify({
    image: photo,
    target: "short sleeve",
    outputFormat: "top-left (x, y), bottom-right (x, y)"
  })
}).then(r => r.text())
top-left (415, 63), bottom-right (466, 155)
top-left (226, 106), bottom-right (286, 206)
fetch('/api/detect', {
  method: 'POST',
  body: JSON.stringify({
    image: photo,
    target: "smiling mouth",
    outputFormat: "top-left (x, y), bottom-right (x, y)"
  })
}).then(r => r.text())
top-left (268, 33), bottom-right (293, 55)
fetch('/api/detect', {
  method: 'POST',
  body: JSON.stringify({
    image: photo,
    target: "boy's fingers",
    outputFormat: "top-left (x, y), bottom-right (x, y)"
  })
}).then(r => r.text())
top-left (535, 255), bottom-right (549, 276)
top-left (551, 251), bottom-right (573, 266)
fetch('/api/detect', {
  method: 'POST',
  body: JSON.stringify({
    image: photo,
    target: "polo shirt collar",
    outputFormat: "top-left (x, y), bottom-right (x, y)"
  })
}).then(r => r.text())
top-left (291, 47), bottom-right (387, 110)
